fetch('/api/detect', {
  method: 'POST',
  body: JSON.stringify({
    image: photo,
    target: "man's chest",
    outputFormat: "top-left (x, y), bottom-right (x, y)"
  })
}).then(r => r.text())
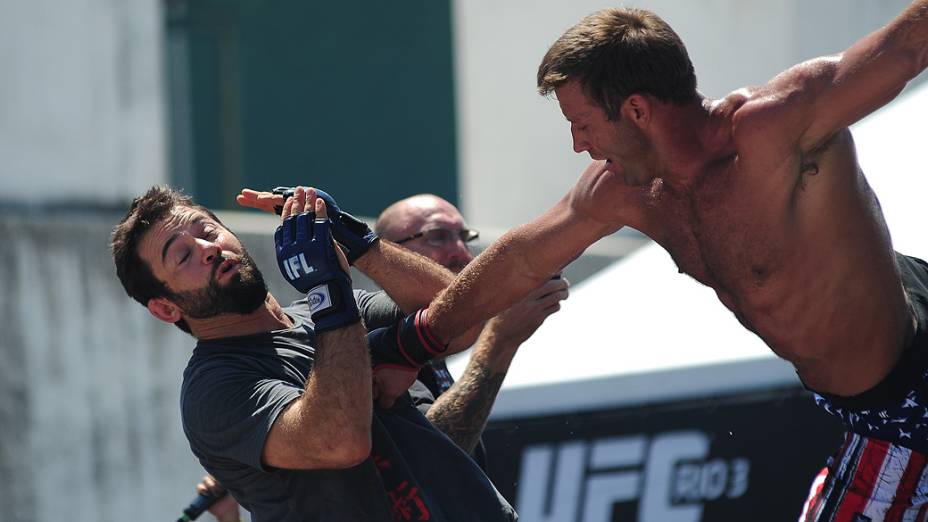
top-left (641, 161), bottom-right (800, 294)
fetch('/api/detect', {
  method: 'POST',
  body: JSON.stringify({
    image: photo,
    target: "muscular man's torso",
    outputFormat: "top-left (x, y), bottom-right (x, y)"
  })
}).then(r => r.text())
top-left (606, 90), bottom-right (913, 395)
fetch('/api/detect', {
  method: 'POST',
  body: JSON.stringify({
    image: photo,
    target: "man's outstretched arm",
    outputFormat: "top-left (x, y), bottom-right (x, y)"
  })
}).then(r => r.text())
top-left (750, 0), bottom-right (928, 152)
top-left (427, 162), bottom-right (626, 344)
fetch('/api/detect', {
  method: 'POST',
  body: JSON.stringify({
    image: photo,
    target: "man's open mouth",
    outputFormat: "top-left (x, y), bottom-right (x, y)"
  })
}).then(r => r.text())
top-left (215, 257), bottom-right (241, 282)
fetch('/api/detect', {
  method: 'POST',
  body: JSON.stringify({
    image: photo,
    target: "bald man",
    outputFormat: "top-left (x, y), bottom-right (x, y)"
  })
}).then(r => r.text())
top-left (376, 194), bottom-right (476, 273)
top-left (375, 194), bottom-right (570, 457)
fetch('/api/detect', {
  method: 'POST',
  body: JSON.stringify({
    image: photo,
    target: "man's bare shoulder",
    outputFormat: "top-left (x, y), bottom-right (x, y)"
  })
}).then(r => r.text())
top-left (569, 160), bottom-right (657, 233)
top-left (728, 59), bottom-right (840, 149)
top-left (720, 81), bottom-right (816, 164)
top-left (725, 85), bottom-right (785, 136)
top-left (713, 87), bottom-right (754, 115)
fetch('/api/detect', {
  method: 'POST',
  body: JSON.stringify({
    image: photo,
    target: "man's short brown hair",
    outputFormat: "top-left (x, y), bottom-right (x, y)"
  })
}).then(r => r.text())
top-left (537, 8), bottom-right (697, 118)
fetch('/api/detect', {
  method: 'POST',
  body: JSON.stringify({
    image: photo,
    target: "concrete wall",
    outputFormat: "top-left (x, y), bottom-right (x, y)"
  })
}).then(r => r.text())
top-left (452, 0), bottom-right (916, 233)
top-left (0, 0), bottom-right (179, 520)
top-left (0, 0), bottom-right (167, 205)
top-left (0, 213), bottom-right (202, 522)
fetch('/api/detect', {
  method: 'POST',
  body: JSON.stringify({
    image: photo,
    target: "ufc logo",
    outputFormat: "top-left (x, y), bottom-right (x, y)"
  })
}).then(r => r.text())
top-left (282, 253), bottom-right (315, 280)
top-left (516, 431), bottom-right (750, 522)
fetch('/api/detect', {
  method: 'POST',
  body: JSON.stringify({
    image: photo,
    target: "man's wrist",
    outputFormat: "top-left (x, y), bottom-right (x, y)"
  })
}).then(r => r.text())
top-left (350, 239), bottom-right (381, 272)
top-left (333, 213), bottom-right (379, 265)
top-left (309, 276), bottom-right (361, 332)
top-left (472, 335), bottom-right (520, 372)
top-left (481, 318), bottom-right (527, 351)
top-left (368, 308), bottom-right (447, 371)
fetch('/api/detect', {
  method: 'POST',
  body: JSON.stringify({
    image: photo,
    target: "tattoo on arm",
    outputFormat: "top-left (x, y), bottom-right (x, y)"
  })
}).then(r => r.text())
top-left (425, 359), bottom-right (506, 454)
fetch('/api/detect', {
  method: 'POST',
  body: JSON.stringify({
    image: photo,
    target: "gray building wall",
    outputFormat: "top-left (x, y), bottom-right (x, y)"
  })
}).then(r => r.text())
top-left (0, 0), bottom-right (183, 520)
top-left (0, 213), bottom-right (201, 521)
top-left (0, 0), bottom-right (167, 205)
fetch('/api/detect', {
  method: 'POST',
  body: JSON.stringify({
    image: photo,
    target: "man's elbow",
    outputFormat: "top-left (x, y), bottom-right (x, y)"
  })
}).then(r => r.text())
top-left (325, 431), bottom-right (372, 468)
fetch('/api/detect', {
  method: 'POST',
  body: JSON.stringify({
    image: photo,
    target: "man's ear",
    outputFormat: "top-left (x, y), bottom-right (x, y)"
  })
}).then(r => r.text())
top-left (622, 94), bottom-right (651, 128)
top-left (147, 297), bottom-right (183, 324)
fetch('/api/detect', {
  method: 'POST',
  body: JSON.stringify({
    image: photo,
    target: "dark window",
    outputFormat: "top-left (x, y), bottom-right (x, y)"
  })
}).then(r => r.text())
top-left (165, 0), bottom-right (458, 215)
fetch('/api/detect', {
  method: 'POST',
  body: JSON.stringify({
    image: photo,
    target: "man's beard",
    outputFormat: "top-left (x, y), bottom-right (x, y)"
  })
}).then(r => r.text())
top-left (167, 248), bottom-right (268, 319)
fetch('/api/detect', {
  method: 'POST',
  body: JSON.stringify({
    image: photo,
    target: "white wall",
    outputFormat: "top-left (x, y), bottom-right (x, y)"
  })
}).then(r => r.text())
top-left (0, 0), bottom-right (167, 204)
top-left (0, 1), bottom-right (186, 521)
top-left (452, 0), bottom-right (914, 233)
top-left (0, 215), bottom-right (206, 522)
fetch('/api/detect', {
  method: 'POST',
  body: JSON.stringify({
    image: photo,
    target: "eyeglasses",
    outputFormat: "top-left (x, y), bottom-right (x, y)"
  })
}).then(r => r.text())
top-left (394, 228), bottom-right (480, 246)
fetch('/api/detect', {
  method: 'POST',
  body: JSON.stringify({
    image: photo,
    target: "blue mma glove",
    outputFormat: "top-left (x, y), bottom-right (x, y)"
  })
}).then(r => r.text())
top-left (275, 212), bottom-right (360, 332)
top-left (272, 187), bottom-right (379, 265)
top-left (366, 308), bottom-right (448, 372)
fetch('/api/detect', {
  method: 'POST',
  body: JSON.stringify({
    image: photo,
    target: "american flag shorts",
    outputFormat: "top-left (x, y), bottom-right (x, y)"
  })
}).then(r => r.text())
top-left (800, 432), bottom-right (928, 521)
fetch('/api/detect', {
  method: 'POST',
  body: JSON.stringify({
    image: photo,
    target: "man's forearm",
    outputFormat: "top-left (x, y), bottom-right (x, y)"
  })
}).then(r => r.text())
top-left (425, 328), bottom-right (519, 453)
top-left (425, 354), bottom-right (509, 454)
top-left (262, 322), bottom-right (373, 470)
top-left (302, 323), bottom-right (373, 447)
top-left (894, 0), bottom-right (928, 73)
top-left (428, 229), bottom-right (546, 344)
top-left (354, 240), bottom-right (455, 312)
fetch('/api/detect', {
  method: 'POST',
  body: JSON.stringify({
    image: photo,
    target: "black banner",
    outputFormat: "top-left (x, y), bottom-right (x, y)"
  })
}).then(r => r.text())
top-left (482, 387), bottom-right (845, 522)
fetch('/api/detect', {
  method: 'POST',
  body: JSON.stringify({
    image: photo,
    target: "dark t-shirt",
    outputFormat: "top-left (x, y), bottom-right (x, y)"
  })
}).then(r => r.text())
top-left (354, 291), bottom-right (490, 469)
top-left (181, 298), bottom-right (516, 522)
top-left (354, 289), bottom-right (406, 330)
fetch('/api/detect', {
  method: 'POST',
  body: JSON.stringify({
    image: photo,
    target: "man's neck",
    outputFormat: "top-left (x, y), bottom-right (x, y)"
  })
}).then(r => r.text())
top-left (647, 96), bottom-right (726, 188)
top-left (190, 294), bottom-right (294, 340)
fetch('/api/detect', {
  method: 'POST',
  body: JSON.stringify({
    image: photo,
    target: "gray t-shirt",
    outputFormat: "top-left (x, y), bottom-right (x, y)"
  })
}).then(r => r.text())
top-left (181, 298), bottom-right (516, 522)
top-left (355, 290), bottom-right (489, 469)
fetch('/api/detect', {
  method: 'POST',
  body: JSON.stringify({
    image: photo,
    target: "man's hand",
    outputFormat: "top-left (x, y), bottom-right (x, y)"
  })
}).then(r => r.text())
top-left (488, 275), bottom-right (570, 349)
top-left (274, 187), bottom-right (359, 332)
top-left (236, 188), bottom-right (284, 214)
top-left (239, 186), bottom-right (379, 264)
top-left (195, 475), bottom-right (240, 522)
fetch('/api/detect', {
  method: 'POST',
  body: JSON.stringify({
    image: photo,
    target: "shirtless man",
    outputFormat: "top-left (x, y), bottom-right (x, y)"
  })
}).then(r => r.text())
top-left (417, 4), bottom-right (928, 520)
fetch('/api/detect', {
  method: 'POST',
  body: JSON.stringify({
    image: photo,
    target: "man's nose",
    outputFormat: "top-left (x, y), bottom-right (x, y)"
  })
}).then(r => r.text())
top-left (197, 238), bottom-right (222, 265)
top-left (444, 240), bottom-right (473, 265)
top-left (571, 128), bottom-right (588, 153)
